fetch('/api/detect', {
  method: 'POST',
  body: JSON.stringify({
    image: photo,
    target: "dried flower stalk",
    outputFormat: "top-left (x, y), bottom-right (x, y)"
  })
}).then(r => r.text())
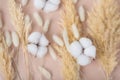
top-left (53, 0), bottom-right (82, 80)
top-left (87, 0), bottom-right (120, 79)
top-left (8, 0), bottom-right (31, 79)
top-left (0, 31), bottom-right (14, 80)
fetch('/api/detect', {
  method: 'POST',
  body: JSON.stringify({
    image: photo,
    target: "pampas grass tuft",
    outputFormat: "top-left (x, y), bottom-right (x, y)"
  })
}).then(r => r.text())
top-left (87, 0), bottom-right (120, 79)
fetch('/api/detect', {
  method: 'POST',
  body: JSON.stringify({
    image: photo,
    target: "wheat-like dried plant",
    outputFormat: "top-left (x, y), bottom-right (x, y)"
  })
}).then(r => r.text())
top-left (0, 31), bottom-right (14, 80)
top-left (54, 45), bottom-right (81, 80)
top-left (53, 0), bottom-right (82, 80)
top-left (8, 0), bottom-right (31, 79)
top-left (87, 0), bottom-right (120, 79)
top-left (61, 0), bottom-right (82, 43)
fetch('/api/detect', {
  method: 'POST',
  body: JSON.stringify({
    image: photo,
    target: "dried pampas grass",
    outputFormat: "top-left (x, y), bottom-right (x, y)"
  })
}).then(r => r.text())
top-left (61, 0), bottom-right (82, 43)
top-left (0, 31), bottom-right (14, 80)
top-left (8, 0), bottom-right (31, 79)
top-left (54, 45), bottom-right (80, 80)
top-left (87, 0), bottom-right (120, 79)
top-left (53, 0), bottom-right (82, 80)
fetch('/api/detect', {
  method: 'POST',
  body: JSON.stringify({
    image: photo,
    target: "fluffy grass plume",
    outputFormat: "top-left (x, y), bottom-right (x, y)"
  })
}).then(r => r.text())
top-left (54, 45), bottom-right (81, 80)
top-left (61, 0), bottom-right (82, 43)
top-left (87, 0), bottom-right (120, 79)
top-left (53, 0), bottom-right (82, 80)
top-left (8, 0), bottom-right (31, 79)
top-left (0, 31), bottom-right (14, 80)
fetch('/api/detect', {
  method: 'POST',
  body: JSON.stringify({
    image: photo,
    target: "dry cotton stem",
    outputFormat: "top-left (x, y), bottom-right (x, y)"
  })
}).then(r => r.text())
top-left (87, 0), bottom-right (120, 79)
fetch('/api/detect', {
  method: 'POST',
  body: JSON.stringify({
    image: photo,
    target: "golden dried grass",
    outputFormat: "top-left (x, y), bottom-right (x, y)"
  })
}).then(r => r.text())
top-left (0, 31), bottom-right (14, 80)
top-left (53, 0), bottom-right (82, 80)
top-left (54, 45), bottom-right (80, 80)
top-left (61, 0), bottom-right (82, 43)
top-left (87, 0), bottom-right (120, 79)
top-left (8, 0), bottom-right (31, 79)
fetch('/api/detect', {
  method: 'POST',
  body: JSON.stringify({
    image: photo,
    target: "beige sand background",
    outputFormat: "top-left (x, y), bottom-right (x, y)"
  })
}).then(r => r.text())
top-left (0, 0), bottom-right (120, 80)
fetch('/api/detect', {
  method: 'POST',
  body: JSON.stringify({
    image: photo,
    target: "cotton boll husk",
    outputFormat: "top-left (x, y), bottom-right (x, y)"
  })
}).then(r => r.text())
top-left (28, 32), bottom-right (41, 44)
top-left (78, 6), bottom-right (85, 22)
top-left (49, 0), bottom-right (60, 5)
top-left (37, 46), bottom-right (48, 58)
top-left (33, 12), bottom-right (43, 26)
top-left (43, 19), bottom-right (50, 33)
top-left (43, 1), bottom-right (59, 13)
top-left (84, 45), bottom-right (96, 58)
top-left (79, 37), bottom-right (92, 48)
top-left (77, 54), bottom-right (91, 66)
top-left (49, 46), bottom-right (57, 60)
top-left (4, 31), bottom-right (12, 47)
top-left (11, 31), bottom-right (19, 47)
top-left (71, 24), bottom-right (80, 39)
top-left (39, 34), bottom-right (49, 46)
top-left (69, 41), bottom-right (82, 58)
top-left (27, 44), bottom-right (38, 56)
top-left (52, 34), bottom-right (64, 47)
top-left (34, 0), bottom-right (46, 9)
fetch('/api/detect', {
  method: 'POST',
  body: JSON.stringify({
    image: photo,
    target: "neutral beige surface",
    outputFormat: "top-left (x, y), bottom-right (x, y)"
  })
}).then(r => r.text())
top-left (0, 0), bottom-right (120, 80)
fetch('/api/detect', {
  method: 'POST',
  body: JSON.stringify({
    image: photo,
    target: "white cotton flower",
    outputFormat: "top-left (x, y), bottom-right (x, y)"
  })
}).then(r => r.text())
top-left (84, 45), bottom-right (96, 58)
top-left (49, 0), bottom-right (60, 5)
top-left (68, 37), bottom-right (96, 66)
top-left (27, 32), bottom-right (49, 58)
top-left (34, 0), bottom-right (46, 9)
top-left (27, 44), bottom-right (38, 56)
top-left (37, 46), bottom-right (48, 58)
top-left (77, 54), bottom-right (91, 66)
top-left (43, 1), bottom-right (59, 13)
top-left (28, 32), bottom-right (41, 44)
top-left (79, 37), bottom-right (92, 48)
top-left (69, 41), bottom-right (83, 58)
top-left (39, 34), bottom-right (49, 46)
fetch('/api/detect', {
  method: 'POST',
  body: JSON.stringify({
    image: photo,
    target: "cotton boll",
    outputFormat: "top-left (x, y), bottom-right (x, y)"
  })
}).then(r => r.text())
top-left (39, 34), bottom-right (49, 46)
top-left (27, 44), bottom-right (38, 56)
top-left (28, 32), bottom-right (41, 44)
top-left (79, 37), bottom-right (92, 48)
top-left (77, 54), bottom-right (91, 66)
top-left (69, 41), bottom-right (82, 58)
top-left (34, 0), bottom-right (46, 9)
top-left (37, 46), bottom-right (48, 58)
top-left (43, 1), bottom-right (59, 13)
top-left (84, 45), bottom-right (96, 58)
top-left (49, 0), bottom-right (60, 5)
